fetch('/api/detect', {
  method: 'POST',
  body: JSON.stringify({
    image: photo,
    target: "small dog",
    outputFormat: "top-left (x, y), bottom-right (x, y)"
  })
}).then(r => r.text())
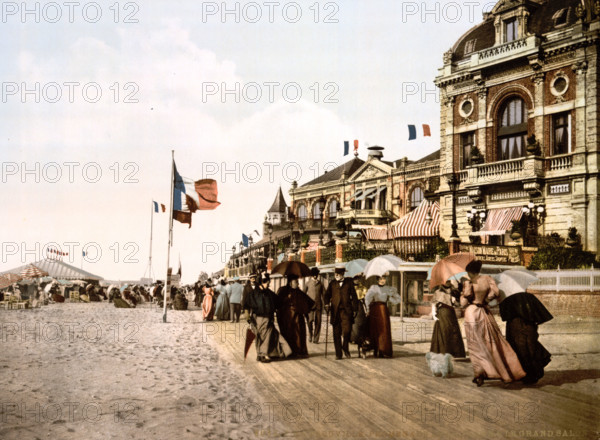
top-left (426, 352), bottom-right (454, 378)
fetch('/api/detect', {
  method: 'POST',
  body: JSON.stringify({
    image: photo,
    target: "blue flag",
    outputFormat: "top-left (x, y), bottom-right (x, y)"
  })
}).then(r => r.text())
top-left (408, 125), bottom-right (417, 140)
top-left (343, 141), bottom-right (349, 156)
top-left (153, 201), bottom-right (159, 213)
top-left (242, 233), bottom-right (249, 247)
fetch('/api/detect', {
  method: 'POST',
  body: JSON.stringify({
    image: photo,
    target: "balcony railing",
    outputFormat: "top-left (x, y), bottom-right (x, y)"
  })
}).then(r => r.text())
top-left (462, 156), bottom-right (543, 187)
top-left (548, 154), bottom-right (573, 171)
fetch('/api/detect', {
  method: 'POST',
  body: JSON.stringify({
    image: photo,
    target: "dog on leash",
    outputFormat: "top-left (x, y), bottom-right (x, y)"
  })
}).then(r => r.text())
top-left (425, 352), bottom-right (454, 378)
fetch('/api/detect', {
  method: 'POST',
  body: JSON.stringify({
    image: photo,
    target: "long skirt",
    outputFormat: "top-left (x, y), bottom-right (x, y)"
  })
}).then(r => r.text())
top-left (277, 307), bottom-right (308, 356)
top-left (369, 302), bottom-right (393, 357)
top-left (214, 293), bottom-right (230, 320)
top-left (506, 317), bottom-right (551, 383)
top-left (463, 304), bottom-right (526, 382)
top-left (253, 315), bottom-right (284, 358)
top-left (430, 303), bottom-right (466, 358)
top-left (202, 295), bottom-right (215, 321)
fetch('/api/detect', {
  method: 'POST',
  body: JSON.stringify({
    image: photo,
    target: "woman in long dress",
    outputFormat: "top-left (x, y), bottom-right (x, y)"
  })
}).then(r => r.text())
top-left (364, 274), bottom-right (401, 358)
top-left (276, 275), bottom-right (314, 358)
top-left (202, 283), bottom-right (215, 321)
top-left (461, 260), bottom-right (526, 386)
top-left (500, 291), bottom-right (553, 383)
top-left (430, 280), bottom-right (466, 358)
top-left (214, 280), bottom-right (230, 320)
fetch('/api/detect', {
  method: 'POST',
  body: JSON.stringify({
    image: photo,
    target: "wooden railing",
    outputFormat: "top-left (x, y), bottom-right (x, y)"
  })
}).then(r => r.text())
top-left (530, 269), bottom-right (600, 292)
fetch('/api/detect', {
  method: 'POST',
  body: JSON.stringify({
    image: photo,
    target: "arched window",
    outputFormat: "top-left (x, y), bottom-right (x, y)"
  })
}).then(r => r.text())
top-left (329, 200), bottom-right (338, 218)
top-left (410, 187), bottom-right (423, 210)
top-left (312, 202), bottom-right (322, 220)
top-left (498, 97), bottom-right (527, 161)
top-left (297, 204), bottom-right (307, 220)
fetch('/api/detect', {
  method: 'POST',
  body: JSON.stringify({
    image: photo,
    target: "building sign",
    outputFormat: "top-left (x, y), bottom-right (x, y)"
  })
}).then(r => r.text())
top-left (548, 183), bottom-right (570, 195)
top-left (459, 244), bottom-right (521, 265)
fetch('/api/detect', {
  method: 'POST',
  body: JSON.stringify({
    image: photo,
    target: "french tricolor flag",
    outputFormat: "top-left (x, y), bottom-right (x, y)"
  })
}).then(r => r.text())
top-left (172, 162), bottom-right (220, 227)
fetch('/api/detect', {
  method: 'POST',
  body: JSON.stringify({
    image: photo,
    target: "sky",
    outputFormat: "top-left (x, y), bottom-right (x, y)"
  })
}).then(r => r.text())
top-left (0, 0), bottom-right (496, 284)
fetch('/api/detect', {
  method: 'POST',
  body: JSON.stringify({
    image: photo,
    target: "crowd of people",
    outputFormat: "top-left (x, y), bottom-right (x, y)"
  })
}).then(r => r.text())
top-left (1, 259), bottom-right (553, 385)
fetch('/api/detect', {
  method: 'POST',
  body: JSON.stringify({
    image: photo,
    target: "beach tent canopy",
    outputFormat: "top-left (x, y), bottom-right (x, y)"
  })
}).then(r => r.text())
top-left (0, 259), bottom-right (103, 282)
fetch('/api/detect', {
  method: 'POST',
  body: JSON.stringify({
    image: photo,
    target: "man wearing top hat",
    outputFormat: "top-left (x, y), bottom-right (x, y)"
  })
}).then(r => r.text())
top-left (241, 272), bottom-right (258, 320)
top-left (324, 264), bottom-right (359, 359)
top-left (304, 267), bottom-right (325, 344)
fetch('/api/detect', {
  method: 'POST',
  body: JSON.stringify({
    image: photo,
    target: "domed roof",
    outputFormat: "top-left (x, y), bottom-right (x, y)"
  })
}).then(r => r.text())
top-left (450, 0), bottom-right (582, 62)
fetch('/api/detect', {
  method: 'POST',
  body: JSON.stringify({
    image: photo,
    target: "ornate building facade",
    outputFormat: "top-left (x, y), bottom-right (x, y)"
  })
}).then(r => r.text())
top-left (434, 0), bottom-right (599, 253)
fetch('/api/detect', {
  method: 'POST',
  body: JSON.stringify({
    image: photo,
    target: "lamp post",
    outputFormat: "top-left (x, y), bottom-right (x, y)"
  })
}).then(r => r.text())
top-left (446, 173), bottom-right (459, 239)
top-left (522, 201), bottom-right (546, 247)
top-left (288, 210), bottom-right (296, 253)
top-left (446, 173), bottom-right (460, 254)
top-left (318, 194), bottom-right (326, 246)
top-left (298, 222), bottom-right (305, 249)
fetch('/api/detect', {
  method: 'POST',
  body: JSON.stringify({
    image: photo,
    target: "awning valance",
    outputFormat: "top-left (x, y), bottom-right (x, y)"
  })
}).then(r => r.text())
top-left (362, 225), bottom-right (392, 241)
top-left (471, 207), bottom-right (523, 236)
top-left (392, 200), bottom-right (440, 238)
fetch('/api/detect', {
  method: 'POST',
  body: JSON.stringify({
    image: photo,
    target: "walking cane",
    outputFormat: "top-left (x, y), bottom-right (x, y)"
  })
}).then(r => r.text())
top-left (324, 306), bottom-right (330, 358)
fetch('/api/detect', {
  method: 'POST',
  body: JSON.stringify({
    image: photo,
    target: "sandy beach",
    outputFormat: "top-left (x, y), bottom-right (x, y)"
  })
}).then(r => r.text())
top-left (0, 303), bottom-right (284, 440)
top-left (1, 302), bottom-right (599, 440)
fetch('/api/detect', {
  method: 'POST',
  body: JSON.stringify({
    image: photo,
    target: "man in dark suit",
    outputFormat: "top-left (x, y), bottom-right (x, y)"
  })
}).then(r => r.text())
top-left (304, 267), bottom-right (325, 343)
top-left (324, 265), bottom-right (358, 360)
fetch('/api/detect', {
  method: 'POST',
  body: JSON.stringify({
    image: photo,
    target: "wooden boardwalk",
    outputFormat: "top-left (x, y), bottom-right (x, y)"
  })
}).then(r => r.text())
top-left (213, 316), bottom-right (600, 440)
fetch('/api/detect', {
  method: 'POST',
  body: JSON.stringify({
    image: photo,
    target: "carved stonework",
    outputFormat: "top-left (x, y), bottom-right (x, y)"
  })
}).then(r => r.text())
top-left (531, 71), bottom-right (545, 85)
top-left (523, 181), bottom-right (542, 197)
top-left (443, 96), bottom-right (456, 108)
top-left (443, 49), bottom-right (454, 65)
top-left (573, 60), bottom-right (588, 75)
top-left (461, 117), bottom-right (476, 125)
top-left (477, 87), bottom-right (488, 100)
top-left (359, 166), bottom-right (384, 179)
top-left (468, 189), bottom-right (483, 204)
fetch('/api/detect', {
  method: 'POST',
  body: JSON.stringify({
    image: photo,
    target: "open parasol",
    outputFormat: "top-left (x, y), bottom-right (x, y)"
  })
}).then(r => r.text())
top-left (363, 254), bottom-right (404, 279)
top-left (494, 269), bottom-right (539, 301)
top-left (428, 253), bottom-right (475, 290)
top-left (20, 264), bottom-right (48, 279)
top-left (271, 261), bottom-right (311, 278)
top-left (344, 259), bottom-right (368, 278)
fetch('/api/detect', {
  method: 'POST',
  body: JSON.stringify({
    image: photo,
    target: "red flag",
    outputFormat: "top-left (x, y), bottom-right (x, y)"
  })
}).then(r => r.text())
top-left (423, 124), bottom-right (431, 137)
top-left (195, 179), bottom-right (221, 210)
top-left (353, 139), bottom-right (359, 152)
top-left (161, 204), bottom-right (166, 212)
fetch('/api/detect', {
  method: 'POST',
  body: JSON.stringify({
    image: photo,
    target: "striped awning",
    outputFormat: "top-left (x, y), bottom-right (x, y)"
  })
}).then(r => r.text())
top-left (392, 200), bottom-right (440, 238)
top-left (351, 189), bottom-right (363, 201)
top-left (356, 187), bottom-right (377, 201)
top-left (363, 226), bottom-right (392, 241)
top-left (471, 207), bottom-right (523, 236)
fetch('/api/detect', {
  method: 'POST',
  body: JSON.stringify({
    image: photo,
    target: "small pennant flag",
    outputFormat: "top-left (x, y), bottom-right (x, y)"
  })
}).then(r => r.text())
top-left (423, 124), bottom-right (431, 137)
top-left (408, 125), bottom-right (417, 140)
top-left (161, 204), bottom-right (166, 212)
top-left (242, 234), bottom-right (249, 247)
top-left (153, 201), bottom-right (159, 213)
top-left (82, 251), bottom-right (86, 257)
top-left (354, 140), bottom-right (359, 153)
top-left (343, 141), bottom-right (349, 156)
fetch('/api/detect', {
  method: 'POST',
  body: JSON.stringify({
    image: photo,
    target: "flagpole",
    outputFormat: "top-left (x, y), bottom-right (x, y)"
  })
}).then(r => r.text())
top-left (144, 199), bottom-right (155, 286)
top-left (163, 150), bottom-right (175, 323)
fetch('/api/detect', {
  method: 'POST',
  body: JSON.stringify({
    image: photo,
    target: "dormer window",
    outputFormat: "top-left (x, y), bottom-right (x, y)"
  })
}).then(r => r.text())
top-left (553, 8), bottom-right (569, 27)
top-left (464, 39), bottom-right (477, 55)
top-left (504, 18), bottom-right (518, 42)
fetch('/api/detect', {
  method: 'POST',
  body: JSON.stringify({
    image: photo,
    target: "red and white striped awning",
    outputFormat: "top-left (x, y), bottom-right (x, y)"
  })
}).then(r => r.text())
top-left (364, 226), bottom-right (392, 241)
top-left (392, 200), bottom-right (440, 238)
top-left (471, 207), bottom-right (523, 236)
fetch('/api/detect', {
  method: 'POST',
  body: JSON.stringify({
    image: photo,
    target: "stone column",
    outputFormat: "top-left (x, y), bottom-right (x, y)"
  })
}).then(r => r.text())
top-left (335, 241), bottom-right (345, 263)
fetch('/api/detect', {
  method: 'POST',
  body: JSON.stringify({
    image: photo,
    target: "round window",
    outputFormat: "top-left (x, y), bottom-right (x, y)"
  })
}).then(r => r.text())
top-left (459, 99), bottom-right (474, 118)
top-left (551, 75), bottom-right (569, 96)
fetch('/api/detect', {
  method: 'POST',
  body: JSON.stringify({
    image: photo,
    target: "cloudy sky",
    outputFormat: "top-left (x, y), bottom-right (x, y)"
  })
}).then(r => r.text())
top-left (0, 0), bottom-right (495, 283)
